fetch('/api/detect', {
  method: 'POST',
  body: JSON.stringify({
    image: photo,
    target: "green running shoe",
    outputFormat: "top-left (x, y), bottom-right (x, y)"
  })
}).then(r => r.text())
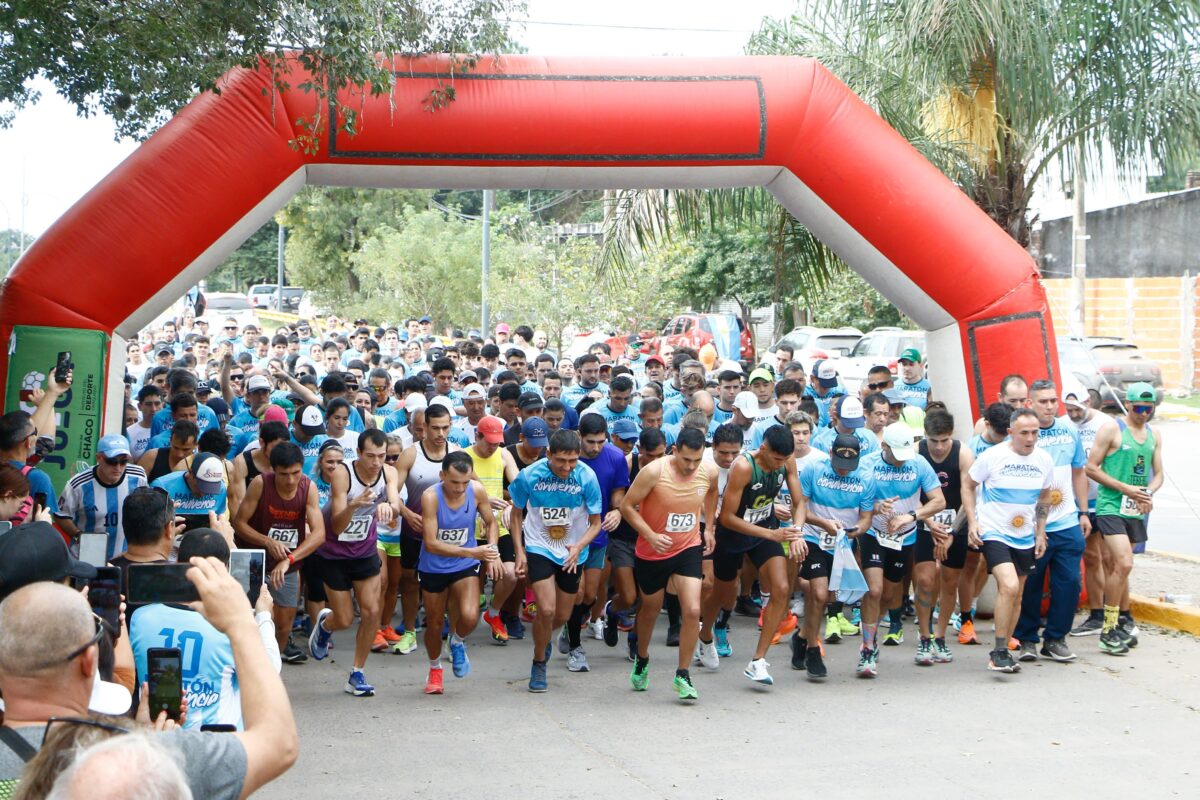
top-left (673, 673), bottom-right (698, 701)
top-left (630, 662), bottom-right (649, 691)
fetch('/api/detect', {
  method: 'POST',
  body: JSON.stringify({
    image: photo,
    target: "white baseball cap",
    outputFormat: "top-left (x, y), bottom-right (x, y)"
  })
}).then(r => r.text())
top-left (404, 393), bottom-right (428, 413)
top-left (732, 391), bottom-right (759, 417)
top-left (1062, 378), bottom-right (1089, 409)
top-left (190, 453), bottom-right (226, 495)
top-left (246, 375), bottom-right (271, 393)
top-left (461, 384), bottom-right (486, 400)
top-left (298, 405), bottom-right (326, 436)
top-left (882, 422), bottom-right (917, 461)
top-left (429, 395), bottom-right (455, 411)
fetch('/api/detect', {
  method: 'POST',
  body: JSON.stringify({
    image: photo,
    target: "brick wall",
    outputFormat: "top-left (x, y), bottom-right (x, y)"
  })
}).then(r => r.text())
top-left (1041, 276), bottom-right (1197, 389)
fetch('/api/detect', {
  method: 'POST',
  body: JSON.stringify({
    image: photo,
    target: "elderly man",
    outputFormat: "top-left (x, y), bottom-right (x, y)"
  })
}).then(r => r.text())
top-left (0, 561), bottom-right (298, 797)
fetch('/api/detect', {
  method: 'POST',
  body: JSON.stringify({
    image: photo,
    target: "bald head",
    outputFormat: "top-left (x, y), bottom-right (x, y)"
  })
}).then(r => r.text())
top-left (0, 582), bottom-right (93, 677)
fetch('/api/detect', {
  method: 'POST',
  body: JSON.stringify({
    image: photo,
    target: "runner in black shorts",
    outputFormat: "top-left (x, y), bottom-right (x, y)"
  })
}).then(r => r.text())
top-left (701, 425), bottom-right (805, 687)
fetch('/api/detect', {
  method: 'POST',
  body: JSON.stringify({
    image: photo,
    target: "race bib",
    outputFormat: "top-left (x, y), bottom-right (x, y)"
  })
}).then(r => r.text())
top-left (267, 526), bottom-right (299, 550)
top-left (778, 493), bottom-right (792, 510)
top-left (819, 530), bottom-right (837, 552)
top-left (437, 527), bottom-right (469, 546)
top-left (541, 507), bottom-right (571, 541)
top-left (339, 514), bottom-right (373, 542)
top-left (743, 505), bottom-right (772, 525)
top-left (876, 528), bottom-right (904, 551)
top-left (931, 509), bottom-right (956, 529)
top-left (665, 512), bottom-right (696, 533)
top-left (1119, 494), bottom-right (1142, 517)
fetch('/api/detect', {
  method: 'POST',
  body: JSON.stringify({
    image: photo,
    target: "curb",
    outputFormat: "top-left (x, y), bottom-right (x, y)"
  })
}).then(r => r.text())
top-left (1129, 594), bottom-right (1200, 637)
top-left (1145, 549), bottom-right (1200, 565)
top-left (1155, 403), bottom-right (1200, 422)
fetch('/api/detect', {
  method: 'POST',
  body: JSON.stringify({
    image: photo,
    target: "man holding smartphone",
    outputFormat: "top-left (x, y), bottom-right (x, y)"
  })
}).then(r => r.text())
top-left (56, 435), bottom-right (149, 560)
top-left (233, 442), bottom-right (326, 664)
top-left (150, 453), bottom-right (228, 547)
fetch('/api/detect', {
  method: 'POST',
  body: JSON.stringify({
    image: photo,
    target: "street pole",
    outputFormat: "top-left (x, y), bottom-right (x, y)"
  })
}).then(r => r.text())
top-left (276, 223), bottom-right (286, 312)
top-left (481, 189), bottom-right (492, 335)
top-left (1070, 141), bottom-right (1087, 334)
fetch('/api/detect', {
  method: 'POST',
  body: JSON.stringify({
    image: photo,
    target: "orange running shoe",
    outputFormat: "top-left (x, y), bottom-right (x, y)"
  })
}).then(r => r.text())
top-left (769, 613), bottom-right (799, 645)
top-left (371, 629), bottom-right (388, 653)
top-left (483, 610), bottom-right (509, 643)
top-left (1008, 637), bottom-right (1020, 650)
top-left (379, 626), bottom-right (403, 645)
top-left (957, 619), bottom-right (979, 645)
top-left (520, 602), bottom-right (538, 623)
top-left (424, 667), bottom-right (444, 694)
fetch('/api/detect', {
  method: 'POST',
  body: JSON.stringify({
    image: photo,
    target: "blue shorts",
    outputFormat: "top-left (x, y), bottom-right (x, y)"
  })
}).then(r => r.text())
top-left (582, 544), bottom-right (608, 571)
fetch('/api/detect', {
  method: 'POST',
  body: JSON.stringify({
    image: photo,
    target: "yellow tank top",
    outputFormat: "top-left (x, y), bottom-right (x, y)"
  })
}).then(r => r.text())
top-left (467, 445), bottom-right (509, 537)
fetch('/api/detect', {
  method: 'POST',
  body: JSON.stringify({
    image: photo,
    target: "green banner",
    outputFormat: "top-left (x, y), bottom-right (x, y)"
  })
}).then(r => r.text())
top-left (5, 326), bottom-right (110, 494)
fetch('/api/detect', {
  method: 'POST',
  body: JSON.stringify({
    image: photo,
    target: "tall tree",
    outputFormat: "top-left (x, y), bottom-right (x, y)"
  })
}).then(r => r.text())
top-left (0, 1), bottom-right (524, 149)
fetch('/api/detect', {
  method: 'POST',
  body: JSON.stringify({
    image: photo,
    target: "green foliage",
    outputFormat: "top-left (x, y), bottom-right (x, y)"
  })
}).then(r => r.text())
top-left (808, 273), bottom-right (907, 331)
top-left (0, 229), bottom-right (32, 275)
top-left (206, 224), bottom-right (279, 293)
top-left (0, 1), bottom-right (524, 148)
top-left (279, 186), bottom-right (430, 309)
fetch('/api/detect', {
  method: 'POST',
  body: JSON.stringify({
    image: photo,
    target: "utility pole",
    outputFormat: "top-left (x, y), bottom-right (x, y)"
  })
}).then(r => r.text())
top-left (481, 189), bottom-right (492, 335)
top-left (1069, 141), bottom-right (1087, 334)
top-left (276, 223), bottom-right (286, 312)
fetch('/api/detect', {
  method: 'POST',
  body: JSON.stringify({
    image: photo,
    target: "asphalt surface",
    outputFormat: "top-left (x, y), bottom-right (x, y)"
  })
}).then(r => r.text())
top-left (267, 606), bottom-right (1200, 799)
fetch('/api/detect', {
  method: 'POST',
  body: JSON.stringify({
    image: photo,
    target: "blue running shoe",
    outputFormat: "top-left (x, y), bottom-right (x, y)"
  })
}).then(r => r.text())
top-left (544, 642), bottom-right (552, 662)
top-left (292, 613), bottom-right (312, 636)
top-left (441, 616), bottom-right (450, 640)
top-left (345, 669), bottom-right (375, 697)
top-left (308, 608), bottom-right (333, 661)
top-left (627, 630), bottom-right (638, 663)
top-left (450, 638), bottom-right (470, 678)
top-left (849, 606), bottom-right (862, 627)
top-left (714, 627), bottom-right (732, 658)
top-left (529, 660), bottom-right (548, 693)
top-left (504, 614), bottom-right (526, 640)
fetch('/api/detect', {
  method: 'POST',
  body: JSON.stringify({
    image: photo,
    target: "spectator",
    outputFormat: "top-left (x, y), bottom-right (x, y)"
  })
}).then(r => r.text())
top-left (0, 557), bottom-right (298, 797)
top-left (43, 730), bottom-right (192, 800)
top-left (0, 463), bottom-right (33, 534)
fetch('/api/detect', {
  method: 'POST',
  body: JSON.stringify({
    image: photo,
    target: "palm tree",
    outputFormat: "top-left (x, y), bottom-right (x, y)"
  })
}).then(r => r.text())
top-left (603, 0), bottom-right (1200, 309)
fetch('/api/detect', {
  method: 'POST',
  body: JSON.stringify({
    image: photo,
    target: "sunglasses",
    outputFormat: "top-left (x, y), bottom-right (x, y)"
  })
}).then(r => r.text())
top-left (230, 374), bottom-right (245, 381)
top-left (867, 381), bottom-right (892, 390)
top-left (42, 613), bottom-right (116, 670)
top-left (44, 715), bottom-right (131, 743)
top-left (101, 456), bottom-right (129, 466)
top-left (385, 454), bottom-right (401, 463)
top-left (1132, 404), bottom-right (1154, 414)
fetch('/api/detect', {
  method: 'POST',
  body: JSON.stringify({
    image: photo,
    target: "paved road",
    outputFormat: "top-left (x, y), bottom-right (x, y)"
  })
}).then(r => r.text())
top-left (1135, 420), bottom-right (1200, 556)
top-left (267, 610), bottom-right (1200, 799)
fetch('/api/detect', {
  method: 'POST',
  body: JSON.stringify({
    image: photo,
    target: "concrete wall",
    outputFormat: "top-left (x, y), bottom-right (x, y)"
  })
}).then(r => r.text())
top-left (1042, 276), bottom-right (1197, 388)
top-left (1039, 189), bottom-right (1200, 279)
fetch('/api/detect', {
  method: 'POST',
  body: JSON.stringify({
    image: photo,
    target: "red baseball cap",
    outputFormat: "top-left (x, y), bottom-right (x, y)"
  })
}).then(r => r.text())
top-left (476, 415), bottom-right (505, 444)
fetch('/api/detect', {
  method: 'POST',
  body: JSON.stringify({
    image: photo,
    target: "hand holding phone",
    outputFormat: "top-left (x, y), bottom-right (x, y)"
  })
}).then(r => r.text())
top-left (79, 533), bottom-right (109, 568)
top-left (88, 566), bottom-right (122, 636)
top-left (146, 647), bottom-right (183, 722)
top-left (127, 564), bottom-right (200, 605)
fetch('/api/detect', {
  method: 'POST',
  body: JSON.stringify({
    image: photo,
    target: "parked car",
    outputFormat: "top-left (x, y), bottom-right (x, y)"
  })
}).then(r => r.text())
top-left (651, 313), bottom-right (755, 367)
top-left (769, 326), bottom-right (863, 373)
top-left (1057, 335), bottom-right (1164, 409)
top-left (202, 292), bottom-right (260, 330)
top-left (247, 284), bottom-right (305, 312)
top-left (838, 326), bottom-right (926, 392)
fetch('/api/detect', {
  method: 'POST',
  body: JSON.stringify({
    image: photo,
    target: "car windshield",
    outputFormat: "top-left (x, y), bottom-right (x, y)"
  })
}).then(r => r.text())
top-left (249, 286), bottom-right (275, 295)
top-left (1090, 344), bottom-right (1141, 360)
top-left (781, 332), bottom-right (811, 350)
top-left (208, 296), bottom-right (250, 310)
top-left (851, 336), bottom-right (884, 357)
top-left (813, 334), bottom-right (860, 354)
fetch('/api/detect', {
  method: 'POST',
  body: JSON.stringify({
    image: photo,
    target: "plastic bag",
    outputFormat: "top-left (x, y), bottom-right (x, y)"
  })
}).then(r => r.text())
top-left (829, 532), bottom-right (867, 605)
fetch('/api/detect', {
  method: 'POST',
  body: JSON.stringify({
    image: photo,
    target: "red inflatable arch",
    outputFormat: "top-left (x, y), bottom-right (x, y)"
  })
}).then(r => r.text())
top-left (0, 55), bottom-right (1057, 458)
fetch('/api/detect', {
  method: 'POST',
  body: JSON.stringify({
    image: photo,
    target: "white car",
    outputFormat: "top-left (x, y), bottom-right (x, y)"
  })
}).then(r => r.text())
top-left (768, 326), bottom-right (863, 374)
top-left (202, 293), bottom-right (260, 331)
top-left (838, 327), bottom-right (926, 393)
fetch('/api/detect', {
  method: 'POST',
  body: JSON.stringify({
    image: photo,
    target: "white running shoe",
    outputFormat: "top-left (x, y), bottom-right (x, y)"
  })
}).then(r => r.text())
top-left (744, 658), bottom-right (773, 685)
top-left (588, 619), bottom-right (606, 641)
top-left (695, 639), bottom-right (720, 670)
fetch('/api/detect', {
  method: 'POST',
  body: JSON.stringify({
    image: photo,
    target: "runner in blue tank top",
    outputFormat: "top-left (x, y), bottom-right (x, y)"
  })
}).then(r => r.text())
top-left (417, 451), bottom-right (499, 694)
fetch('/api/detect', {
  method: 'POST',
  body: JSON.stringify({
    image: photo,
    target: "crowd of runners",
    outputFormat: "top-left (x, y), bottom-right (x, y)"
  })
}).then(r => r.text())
top-left (0, 309), bottom-right (1166, 795)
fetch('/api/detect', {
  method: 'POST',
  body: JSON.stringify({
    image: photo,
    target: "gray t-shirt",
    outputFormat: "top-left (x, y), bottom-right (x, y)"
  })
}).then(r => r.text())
top-left (0, 724), bottom-right (247, 798)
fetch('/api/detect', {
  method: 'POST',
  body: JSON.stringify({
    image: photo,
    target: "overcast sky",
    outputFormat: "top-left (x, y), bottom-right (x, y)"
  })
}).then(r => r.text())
top-left (0, 0), bottom-right (1148, 240)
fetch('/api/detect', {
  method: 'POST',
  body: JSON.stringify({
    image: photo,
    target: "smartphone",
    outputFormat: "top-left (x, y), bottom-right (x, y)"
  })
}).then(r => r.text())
top-left (54, 351), bottom-right (73, 384)
top-left (32, 492), bottom-right (47, 515)
top-left (200, 724), bottom-right (237, 733)
top-left (146, 647), bottom-right (183, 722)
top-left (79, 533), bottom-right (109, 568)
top-left (127, 563), bottom-right (199, 605)
top-left (229, 549), bottom-right (265, 608)
top-left (89, 566), bottom-right (122, 635)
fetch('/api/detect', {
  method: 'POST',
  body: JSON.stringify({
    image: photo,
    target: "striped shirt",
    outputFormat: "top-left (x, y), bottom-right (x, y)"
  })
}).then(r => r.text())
top-left (968, 444), bottom-right (1054, 549)
top-left (58, 465), bottom-right (149, 559)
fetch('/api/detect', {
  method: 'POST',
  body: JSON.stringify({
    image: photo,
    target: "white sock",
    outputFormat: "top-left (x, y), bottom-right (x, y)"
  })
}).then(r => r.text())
top-left (429, 658), bottom-right (442, 670)
top-left (450, 632), bottom-right (464, 645)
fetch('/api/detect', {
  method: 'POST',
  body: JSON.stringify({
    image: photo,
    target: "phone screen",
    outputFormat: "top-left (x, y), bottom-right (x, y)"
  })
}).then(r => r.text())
top-left (147, 648), bottom-right (183, 721)
top-left (89, 566), bottom-right (122, 634)
top-left (79, 533), bottom-right (109, 568)
top-left (127, 564), bottom-right (199, 605)
top-left (229, 549), bottom-right (265, 608)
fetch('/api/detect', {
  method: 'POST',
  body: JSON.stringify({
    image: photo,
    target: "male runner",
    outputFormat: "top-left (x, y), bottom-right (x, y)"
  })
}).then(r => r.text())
top-left (307, 428), bottom-right (401, 696)
top-left (621, 427), bottom-right (718, 700)
top-left (858, 423), bottom-right (944, 675)
top-left (233, 441), bottom-right (326, 663)
top-left (701, 425), bottom-right (806, 686)
top-left (1013, 380), bottom-right (1089, 663)
top-left (469, 416), bottom-right (522, 643)
top-left (696, 423), bottom-right (746, 660)
top-left (747, 379), bottom-right (803, 451)
top-left (418, 450), bottom-right (501, 694)
top-left (1066, 387), bottom-right (1118, 637)
top-left (961, 409), bottom-right (1054, 673)
top-left (1086, 382), bottom-right (1163, 655)
top-left (895, 348), bottom-right (932, 409)
top-left (391, 403), bottom-right (461, 655)
top-left (509, 429), bottom-right (603, 693)
top-left (791, 431), bottom-right (874, 677)
top-left (921, 410), bottom-right (976, 661)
